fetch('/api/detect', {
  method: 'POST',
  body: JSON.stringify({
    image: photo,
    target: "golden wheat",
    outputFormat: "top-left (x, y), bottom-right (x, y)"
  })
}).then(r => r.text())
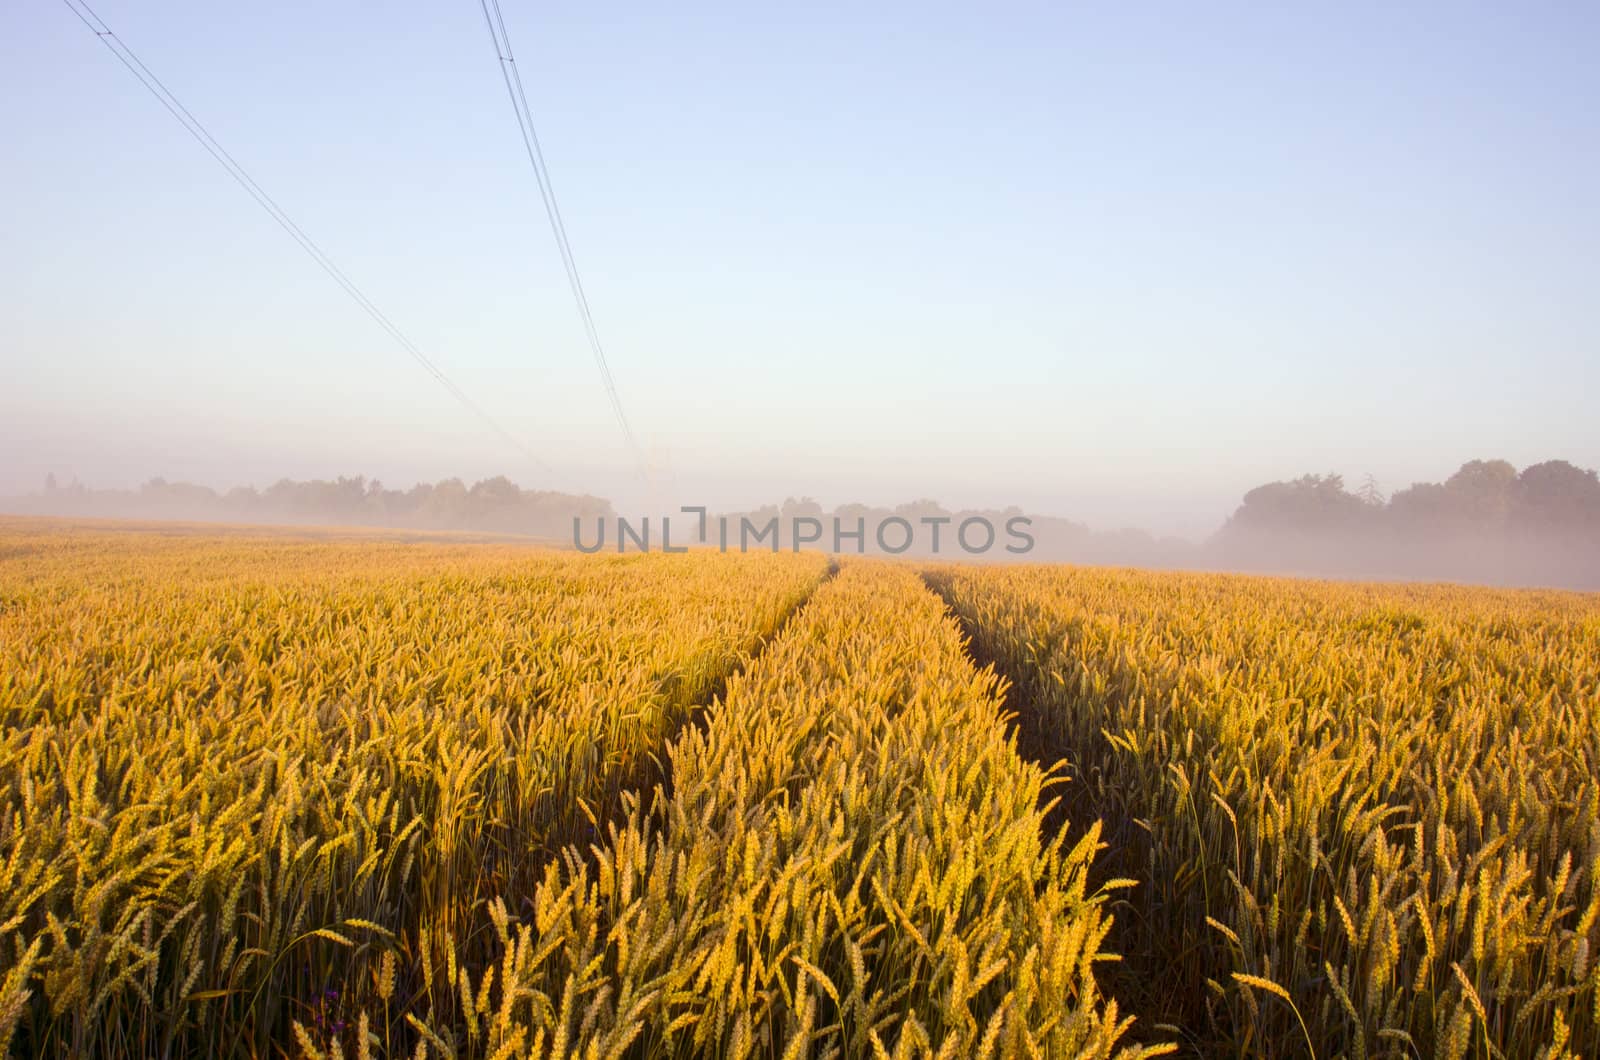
top-left (928, 563), bottom-right (1600, 1057)
top-left (0, 520), bottom-right (826, 1055)
top-left (394, 563), bottom-right (1162, 1059)
top-left (10, 514), bottom-right (1592, 1058)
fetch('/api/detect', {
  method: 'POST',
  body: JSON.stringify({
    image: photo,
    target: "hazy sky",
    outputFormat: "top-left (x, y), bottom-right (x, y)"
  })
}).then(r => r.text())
top-left (4, 1), bottom-right (1596, 536)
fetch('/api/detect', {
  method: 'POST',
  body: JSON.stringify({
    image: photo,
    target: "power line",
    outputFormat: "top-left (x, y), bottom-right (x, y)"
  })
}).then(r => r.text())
top-left (475, 0), bottom-right (647, 477)
top-left (58, 0), bottom-right (554, 476)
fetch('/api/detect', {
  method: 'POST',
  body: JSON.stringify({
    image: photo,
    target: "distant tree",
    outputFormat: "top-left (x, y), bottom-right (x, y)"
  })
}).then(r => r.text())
top-left (1386, 459), bottom-right (1518, 534)
top-left (1227, 473), bottom-right (1371, 532)
top-left (780, 496), bottom-right (824, 521)
top-left (137, 477), bottom-right (218, 508)
top-left (470, 476), bottom-right (519, 504)
top-left (1442, 459), bottom-right (1516, 524)
top-left (263, 478), bottom-right (297, 508)
top-left (1388, 481), bottom-right (1454, 528)
top-left (333, 476), bottom-right (367, 512)
top-left (44, 472), bottom-right (57, 492)
top-left (422, 478), bottom-right (469, 524)
top-left (1357, 474), bottom-right (1385, 507)
top-left (404, 481), bottom-right (435, 508)
top-left (1512, 460), bottom-right (1600, 527)
top-left (893, 498), bottom-right (945, 516)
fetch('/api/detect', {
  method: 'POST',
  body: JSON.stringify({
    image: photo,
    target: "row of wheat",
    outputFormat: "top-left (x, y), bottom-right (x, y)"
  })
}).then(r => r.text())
top-left (927, 564), bottom-right (1600, 1058)
top-left (340, 562), bottom-right (1166, 1059)
top-left (0, 522), bottom-right (827, 1056)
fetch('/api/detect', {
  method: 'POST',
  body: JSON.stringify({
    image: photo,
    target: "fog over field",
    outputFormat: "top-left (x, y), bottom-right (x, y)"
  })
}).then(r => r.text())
top-left (6, 455), bottom-right (1598, 589)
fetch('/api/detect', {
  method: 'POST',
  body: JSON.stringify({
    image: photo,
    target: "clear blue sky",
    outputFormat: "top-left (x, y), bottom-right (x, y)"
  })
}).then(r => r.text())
top-left (4, 0), bottom-right (1596, 535)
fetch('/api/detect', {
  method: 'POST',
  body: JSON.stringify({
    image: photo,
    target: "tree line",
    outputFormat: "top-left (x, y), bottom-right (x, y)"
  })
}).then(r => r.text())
top-left (23, 473), bottom-right (611, 540)
top-left (1223, 459), bottom-right (1600, 536)
top-left (1215, 459), bottom-right (1600, 587)
top-left (9, 457), bottom-right (1596, 587)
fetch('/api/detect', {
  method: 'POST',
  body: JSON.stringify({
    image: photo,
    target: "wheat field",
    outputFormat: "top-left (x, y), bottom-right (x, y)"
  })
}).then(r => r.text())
top-left (2, 518), bottom-right (1596, 1058)
top-left (928, 564), bottom-right (1600, 1058)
